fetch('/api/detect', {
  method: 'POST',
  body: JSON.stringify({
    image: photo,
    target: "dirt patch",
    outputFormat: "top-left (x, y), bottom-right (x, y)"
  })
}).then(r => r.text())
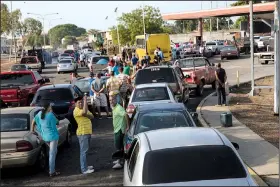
top-left (229, 76), bottom-right (279, 148)
top-left (1, 58), bottom-right (20, 72)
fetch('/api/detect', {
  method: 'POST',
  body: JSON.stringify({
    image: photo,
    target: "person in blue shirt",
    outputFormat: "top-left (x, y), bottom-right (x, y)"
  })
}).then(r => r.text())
top-left (131, 54), bottom-right (138, 74)
top-left (31, 101), bottom-right (60, 177)
top-left (89, 72), bottom-right (96, 115)
top-left (112, 62), bottom-right (120, 75)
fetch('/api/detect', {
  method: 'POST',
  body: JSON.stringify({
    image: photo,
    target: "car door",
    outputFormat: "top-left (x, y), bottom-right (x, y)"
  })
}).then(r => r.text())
top-left (124, 141), bottom-right (140, 186)
top-left (205, 58), bottom-right (216, 83)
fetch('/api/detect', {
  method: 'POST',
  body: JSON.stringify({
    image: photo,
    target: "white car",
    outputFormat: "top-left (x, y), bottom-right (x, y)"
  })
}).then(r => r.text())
top-left (114, 127), bottom-right (258, 186)
top-left (205, 41), bottom-right (224, 55)
top-left (57, 58), bottom-right (77, 73)
top-left (58, 53), bottom-right (70, 61)
top-left (126, 83), bottom-right (177, 118)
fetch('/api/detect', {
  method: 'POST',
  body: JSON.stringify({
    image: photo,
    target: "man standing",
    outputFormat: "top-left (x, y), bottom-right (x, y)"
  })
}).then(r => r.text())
top-left (215, 63), bottom-right (227, 106)
top-left (144, 53), bottom-right (151, 66)
top-left (131, 54), bottom-right (138, 74)
top-left (123, 61), bottom-right (130, 76)
top-left (73, 96), bottom-right (94, 174)
top-left (112, 62), bottom-right (120, 76)
top-left (116, 67), bottom-right (130, 108)
top-left (91, 73), bottom-right (111, 119)
top-left (106, 71), bottom-right (121, 107)
top-left (110, 96), bottom-right (129, 169)
top-left (89, 72), bottom-right (96, 116)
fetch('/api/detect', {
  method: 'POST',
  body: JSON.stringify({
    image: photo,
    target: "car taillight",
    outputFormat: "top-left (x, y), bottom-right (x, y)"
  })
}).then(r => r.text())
top-left (69, 100), bottom-right (75, 109)
top-left (16, 140), bottom-right (33, 152)
top-left (126, 104), bottom-right (135, 114)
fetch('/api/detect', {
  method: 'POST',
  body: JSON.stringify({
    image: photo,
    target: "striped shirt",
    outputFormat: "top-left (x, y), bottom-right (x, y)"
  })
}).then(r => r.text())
top-left (116, 73), bottom-right (129, 93)
top-left (73, 107), bottom-right (93, 136)
top-left (106, 76), bottom-right (121, 96)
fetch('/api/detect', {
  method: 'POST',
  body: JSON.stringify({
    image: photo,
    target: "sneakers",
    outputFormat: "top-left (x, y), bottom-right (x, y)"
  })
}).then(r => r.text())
top-left (112, 163), bottom-right (123, 169)
top-left (113, 160), bottom-right (119, 164)
top-left (82, 169), bottom-right (94, 174)
top-left (107, 114), bottom-right (112, 119)
top-left (88, 166), bottom-right (94, 170)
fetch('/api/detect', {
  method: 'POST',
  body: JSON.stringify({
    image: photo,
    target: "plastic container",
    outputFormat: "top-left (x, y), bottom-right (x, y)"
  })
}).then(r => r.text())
top-left (220, 112), bottom-right (232, 127)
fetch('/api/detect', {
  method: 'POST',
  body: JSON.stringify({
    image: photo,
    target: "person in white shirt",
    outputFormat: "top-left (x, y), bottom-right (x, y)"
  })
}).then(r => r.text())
top-left (113, 54), bottom-right (118, 61)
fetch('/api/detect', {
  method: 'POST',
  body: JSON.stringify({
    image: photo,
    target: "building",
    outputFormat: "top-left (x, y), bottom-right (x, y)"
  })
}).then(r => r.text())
top-left (1, 36), bottom-right (9, 54)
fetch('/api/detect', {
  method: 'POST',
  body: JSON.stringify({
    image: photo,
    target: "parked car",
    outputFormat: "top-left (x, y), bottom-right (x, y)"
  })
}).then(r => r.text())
top-left (1, 107), bottom-right (72, 170)
top-left (57, 58), bottom-right (78, 74)
top-left (27, 48), bottom-right (45, 69)
top-left (126, 83), bottom-right (177, 118)
top-left (177, 57), bottom-right (216, 96)
top-left (124, 103), bottom-right (197, 152)
top-left (51, 51), bottom-right (59, 58)
top-left (205, 41), bottom-right (224, 55)
top-left (114, 127), bottom-right (257, 186)
top-left (20, 56), bottom-right (42, 73)
top-left (0, 71), bottom-right (50, 107)
top-left (58, 53), bottom-right (70, 61)
top-left (220, 45), bottom-right (240, 60)
top-left (134, 66), bottom-right (189, 103)
top-left (63, 50), bottom-right (75, 57)
top-left (10, 64), bottom-right (31, 71)
top-left (30, 84), bottom-right (84, 133)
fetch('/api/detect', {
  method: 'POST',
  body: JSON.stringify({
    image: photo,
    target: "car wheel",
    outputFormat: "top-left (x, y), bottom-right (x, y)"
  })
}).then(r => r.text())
top-left (65, 127), bottom-right (72, 148)
top-left (196, 82), bottom-right (204, 96)
top-left (36, 146), bottom-right (48, 171)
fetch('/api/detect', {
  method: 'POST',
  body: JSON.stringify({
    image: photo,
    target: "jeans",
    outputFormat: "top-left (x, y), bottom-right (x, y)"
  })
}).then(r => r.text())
top-left (48, 140), bottom-right (58, 174)
top-left (77, 134), bottom-right (91, 173)
top-left (217, 86), bottom-right (226, 105)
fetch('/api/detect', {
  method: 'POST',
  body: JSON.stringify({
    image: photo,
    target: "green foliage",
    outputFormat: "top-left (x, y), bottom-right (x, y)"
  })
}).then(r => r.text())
top-left (110, 5), bottom-right (165, 45)
top-left (48, 24), bottom-right (86, 47)
top-left (175, 20), bottom-right (198, 33)
top-left (62, 35), bottom-right (78, 48)
top-left (1, 3), bottom-right (10, 35)
top-left (26, 34), bottom-right (49, 47)
top-left (203, 17), bottom-right (234, 31)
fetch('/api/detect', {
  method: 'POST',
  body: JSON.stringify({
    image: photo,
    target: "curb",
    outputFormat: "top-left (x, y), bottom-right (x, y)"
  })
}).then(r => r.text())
top-left (196, 75), bottom-right (274, 186)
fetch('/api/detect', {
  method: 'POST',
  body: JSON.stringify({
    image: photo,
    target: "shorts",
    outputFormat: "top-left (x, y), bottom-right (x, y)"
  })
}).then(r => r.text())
top-left (94, 93), bottom-right (108, 107)
top-left (114, 130), bottom-right (124, 150)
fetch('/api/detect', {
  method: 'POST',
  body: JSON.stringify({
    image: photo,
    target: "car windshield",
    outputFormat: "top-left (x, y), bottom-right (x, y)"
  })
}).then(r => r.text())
top-left (11, 65), bottom-right (28, 71)
top-left (135, 68), bottom-right (175, 84)
top-left (61, 53), bottom-right (69, 57)
top-left (0, 73), bottom-right (34, 86)
top-left (35, 88), bottom-right (73, 102)
top-left (179, 59), bottom-right (205, 68)
top-left (222, 46), bottom-right (237, 51)
top-left (74, 80), bottom-right (90, 93)
top-left (135, 111), bottom-right (191, 134)
top-left (132, 87), bottom-right (170, 102)
top-left (142, 145), bottom-right (247, 185)
top-left (20, 57), bottom-right (37, 64)
top-left (1, 114), bottom-right (29, 132)
top-left (59, 60), bottom-right (72, 64)
top-left (64, 50), bottom-right (74, 54)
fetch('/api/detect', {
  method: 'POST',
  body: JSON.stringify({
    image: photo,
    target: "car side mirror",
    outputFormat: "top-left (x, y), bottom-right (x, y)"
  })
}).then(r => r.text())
top-left (231, 142), bottom-right (239, 150)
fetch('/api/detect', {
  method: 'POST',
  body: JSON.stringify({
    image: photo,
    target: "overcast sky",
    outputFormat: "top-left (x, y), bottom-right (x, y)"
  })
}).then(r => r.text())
top-left (2, 1), bottom-right (234, 32)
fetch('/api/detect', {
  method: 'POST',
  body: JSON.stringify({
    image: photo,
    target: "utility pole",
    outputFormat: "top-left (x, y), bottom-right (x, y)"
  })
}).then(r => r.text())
top-left (249, 0), bottom-right (255, 96)
top-left (142, 3), bottom-right (146, 36)
top-left (274, 0), bottom-right (279, 115)
top-left (216, 1), bottom-right (219, 31)
top-left (115, 7), bottom-right (121, 55)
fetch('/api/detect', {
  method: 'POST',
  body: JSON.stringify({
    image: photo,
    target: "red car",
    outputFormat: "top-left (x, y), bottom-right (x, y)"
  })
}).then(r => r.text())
top-left (220, 45), bottom-right (240, 60)
top-left (0, 71), bottom-right (50, 107)
top-left (177, 57), bottom-right (216, 96)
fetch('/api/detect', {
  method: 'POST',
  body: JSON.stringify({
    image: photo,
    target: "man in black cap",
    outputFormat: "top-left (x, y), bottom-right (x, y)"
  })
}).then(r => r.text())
top-left (215, 63), bottom-right (227, 106)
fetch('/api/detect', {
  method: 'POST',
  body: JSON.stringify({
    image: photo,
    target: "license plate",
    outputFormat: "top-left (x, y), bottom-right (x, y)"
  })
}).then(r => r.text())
top-left (63, 65), bottom-right (67, 67)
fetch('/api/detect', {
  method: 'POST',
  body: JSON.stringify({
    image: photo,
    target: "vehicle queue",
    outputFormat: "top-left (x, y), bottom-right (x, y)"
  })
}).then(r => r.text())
top-left (0, 45), bottom-right (258, 186)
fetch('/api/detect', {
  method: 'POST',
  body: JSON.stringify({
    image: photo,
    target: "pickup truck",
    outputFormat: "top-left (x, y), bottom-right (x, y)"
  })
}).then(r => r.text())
top-left (176, 57), bottom-right (216, 96)
top-left (0, 71), bottom-right (50, 107)
top-left (205, 41), bottom-right (224, 55)
top-left (20, 56), bottom-right (42, 73)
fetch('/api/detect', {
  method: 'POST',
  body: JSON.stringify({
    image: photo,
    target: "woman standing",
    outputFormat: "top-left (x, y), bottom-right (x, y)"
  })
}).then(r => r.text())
top-left (31, 102), bottom-right (60, 177)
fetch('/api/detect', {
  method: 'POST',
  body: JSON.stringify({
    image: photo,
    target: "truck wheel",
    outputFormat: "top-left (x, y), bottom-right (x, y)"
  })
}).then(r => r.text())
top-left (35, 146), bottom-right (48, 171)
top-left (196, 82), bottom-right (204, 96)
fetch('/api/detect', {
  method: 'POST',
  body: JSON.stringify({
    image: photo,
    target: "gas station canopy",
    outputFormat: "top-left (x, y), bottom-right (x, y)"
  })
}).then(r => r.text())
top-left (162, 2), bottom-right (275, 20)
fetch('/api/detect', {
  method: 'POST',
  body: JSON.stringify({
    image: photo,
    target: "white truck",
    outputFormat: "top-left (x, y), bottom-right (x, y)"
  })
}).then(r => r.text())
top-left (256, 37), bottom-right (274, 65)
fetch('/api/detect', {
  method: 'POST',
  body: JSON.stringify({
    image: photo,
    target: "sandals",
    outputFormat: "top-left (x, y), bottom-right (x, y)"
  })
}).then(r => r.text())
top-left (49, 171), bottom-right (60, 177)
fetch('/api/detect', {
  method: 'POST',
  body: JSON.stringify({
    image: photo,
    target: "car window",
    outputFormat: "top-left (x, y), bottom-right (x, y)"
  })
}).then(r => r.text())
top-left (1, 114), bottom-right (30, 132)
top-left (59, 60), bottom-right (72, 64)
top-left (20, 57), bottom-right (38, 64)
top-left (135, 68), bottom-right (175, 84)
top-left (0, 73), bottom-right (34, 86)
top-left (194, 59), bottom-right (206, 67)
top-left (136, 111), bottom-right (192, 134)
top-left (61, 53), bottom-right (70, 57)
top-left (132, 87), bottom-right (170, 102)
top-left (34, 88), bottom-right (74, 103)
top-left (128, 142), bottom-right (140, 180)
top-left (74, 80), bottom-right (90, 93)
top-left (33, 71), bottom-right (42, 81)
top-left (142, 145), bottom-right (247, 185)
top-left (206, 42), bottom-right (216, 46)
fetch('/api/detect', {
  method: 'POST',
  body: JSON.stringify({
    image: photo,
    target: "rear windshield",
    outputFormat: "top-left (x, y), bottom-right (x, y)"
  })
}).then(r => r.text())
top-left (59, 60), bottom-right (72, 64)
top-left (60, 53), bottom-right (70, 56)
top-left (93, 56), bottom-right (109, 63)
top-left (222, 46), bottom-right (237, 51)
top-left (64, 50), bottom-right (74, 54)
top-left (143, 145), bottom-right (247, 185)
top-left (206, 42), bottom-right (216, 46)
top-left (20, 57), bottom-right (38, 64)
top-left (132, 87), bottom-right (170, 102)
top-left (136, 111), bottom-right (192, 134)
top-left (0, 73), bottom-right (34, 86)
top-left (179, 59), bottom-right (206, 68)
top-left (35, 88), bottom-right (73, 102)
top-left (135, 68), bottom-right (175, 85)
top-left (1, 114), bottom-right (29, 132)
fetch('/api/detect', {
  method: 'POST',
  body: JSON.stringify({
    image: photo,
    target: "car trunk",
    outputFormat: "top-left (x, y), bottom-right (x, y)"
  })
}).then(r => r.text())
top-left (1, 131), bottom-right (30, 153)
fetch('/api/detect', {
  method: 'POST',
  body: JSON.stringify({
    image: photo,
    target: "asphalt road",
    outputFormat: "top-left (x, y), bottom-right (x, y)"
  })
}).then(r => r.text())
top-left (0, 55), bottom-right (274, 186)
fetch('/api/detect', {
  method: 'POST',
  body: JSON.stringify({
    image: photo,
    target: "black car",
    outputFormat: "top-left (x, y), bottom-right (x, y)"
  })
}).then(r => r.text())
top-left (124, 103), bottom-right (198, 152)
top-left (31, 84), bottom-right (84, 133)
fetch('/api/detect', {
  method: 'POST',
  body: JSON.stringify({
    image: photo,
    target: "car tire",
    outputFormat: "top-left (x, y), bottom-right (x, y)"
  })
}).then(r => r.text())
top-left (36, 146), bottom-right (48, 171)
top-left (215, 49), bottom-right (219, 55)
top-left (65, 127), bottom-right (72, 148)
top-left (196, 82), bottom-right (204, 96)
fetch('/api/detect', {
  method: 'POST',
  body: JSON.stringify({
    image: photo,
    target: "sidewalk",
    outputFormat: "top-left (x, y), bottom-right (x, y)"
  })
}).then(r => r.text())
top-left (197, 93), bottom-right (279, 186)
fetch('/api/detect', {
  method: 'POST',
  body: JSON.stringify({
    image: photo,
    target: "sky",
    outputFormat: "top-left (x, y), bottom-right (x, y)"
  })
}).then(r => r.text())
top-left (2, 1), bottom-right (235, 33)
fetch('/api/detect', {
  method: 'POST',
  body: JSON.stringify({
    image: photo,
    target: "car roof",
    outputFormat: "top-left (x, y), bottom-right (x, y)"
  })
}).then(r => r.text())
top-left (138, 127), bottom-right (224, 151)
top-left (135, 83), bottom-right (169, 89)
top-left (37, 84), bottom-right (72, 90)
top-left (138, 102), bottom-right (185, 112)
top-left (1, 107), bottom-right (39, 114)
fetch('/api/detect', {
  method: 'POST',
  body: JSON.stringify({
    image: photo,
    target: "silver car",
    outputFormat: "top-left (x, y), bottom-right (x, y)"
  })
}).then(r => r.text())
top-left (114, 127), bottom-right (257, 186)
top-left (1, 107), bottom-right (72, 170)
top-left (126, 83), bottom-right (177, 118)
top-left (57, 58), bottom-right (77, 73)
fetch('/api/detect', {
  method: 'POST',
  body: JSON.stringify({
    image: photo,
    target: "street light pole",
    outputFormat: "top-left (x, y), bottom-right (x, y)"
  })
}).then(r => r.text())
top-left (273, 0), bottom-right (279, 115)
top-left (249, 0), bottom-right (255, 96)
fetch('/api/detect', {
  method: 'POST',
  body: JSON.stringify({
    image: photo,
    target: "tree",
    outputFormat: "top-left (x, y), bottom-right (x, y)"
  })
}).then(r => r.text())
top-left (62, 35), bottom-right (78, 48)
top-left (175, 20), bottom-right (198, 33)
top-left (48, 24), bottom-right (86, 47)
top-left (110, 5), bottom-right (165, 45)
top-left (0, 3), bottom-right (10, 35)
top-left (203, 17), bottom-right (234, 31)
